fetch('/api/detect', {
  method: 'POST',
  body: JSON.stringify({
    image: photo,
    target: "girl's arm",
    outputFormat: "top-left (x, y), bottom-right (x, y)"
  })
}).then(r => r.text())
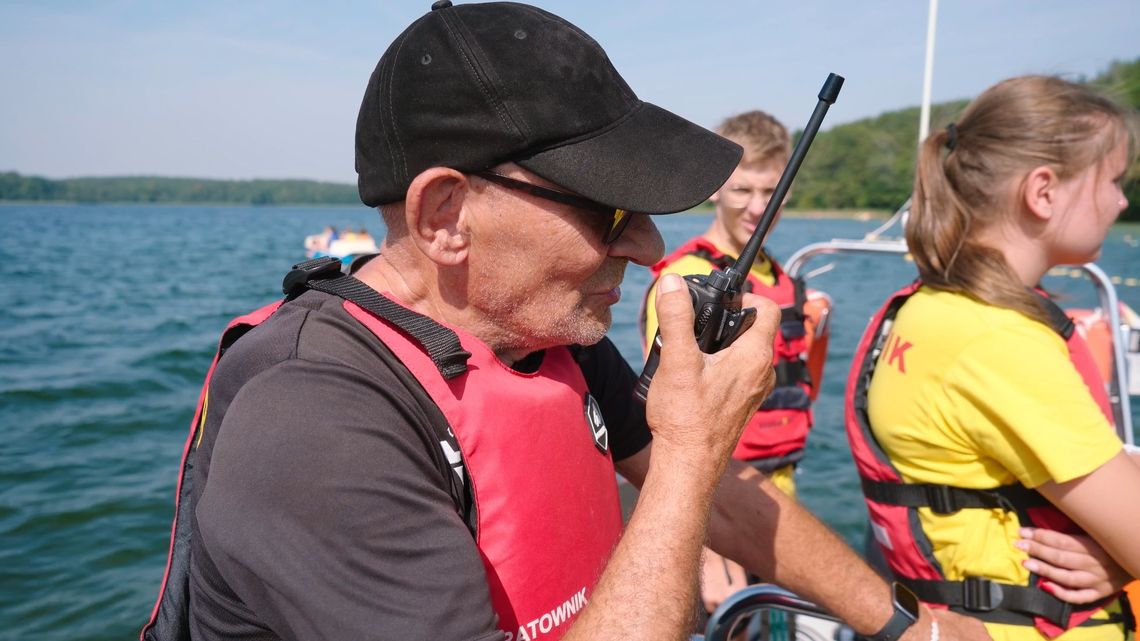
top-left (1038, 451), bottom-right (1140, 579)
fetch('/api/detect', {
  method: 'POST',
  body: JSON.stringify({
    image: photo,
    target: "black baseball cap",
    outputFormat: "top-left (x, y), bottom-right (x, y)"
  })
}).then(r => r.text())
top-left (355, 1), bottom-right (742, 213)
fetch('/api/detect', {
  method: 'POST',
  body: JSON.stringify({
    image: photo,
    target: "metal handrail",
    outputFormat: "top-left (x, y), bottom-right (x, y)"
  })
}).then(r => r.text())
top-left (1082, 263), bottom-right (1133, 444)
top-left (701, 585), bottom-right (839, 641)
top-left (783, 240), bottom-right (1133, 444)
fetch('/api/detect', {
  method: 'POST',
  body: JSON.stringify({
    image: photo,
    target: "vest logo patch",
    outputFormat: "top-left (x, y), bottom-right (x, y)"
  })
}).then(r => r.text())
top-left (583, 393), bottom-right (608, 454)
top-left (440, 427), bottom-right (466, 485)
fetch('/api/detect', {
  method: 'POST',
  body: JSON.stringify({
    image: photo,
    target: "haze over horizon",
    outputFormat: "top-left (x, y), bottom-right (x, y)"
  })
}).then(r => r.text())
top-left (3, 0), bottom-right (1138, 184)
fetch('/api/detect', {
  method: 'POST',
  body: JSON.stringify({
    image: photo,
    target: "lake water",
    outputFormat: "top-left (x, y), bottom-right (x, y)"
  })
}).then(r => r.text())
top-left (2, 203), bottom-right (1137, 640)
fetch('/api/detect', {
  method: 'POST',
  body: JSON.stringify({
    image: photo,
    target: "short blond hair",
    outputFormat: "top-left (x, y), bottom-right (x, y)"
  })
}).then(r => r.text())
top-left (716, 110), bottom-right (791, 166)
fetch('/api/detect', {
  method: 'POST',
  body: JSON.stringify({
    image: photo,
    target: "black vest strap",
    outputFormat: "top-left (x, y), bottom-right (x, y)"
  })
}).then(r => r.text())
top-left (902, 577), bottom-right (1115, 629)
top-left (282, 257), bottom-right (472, 380)
top-left (758, 385), bottom-right (812, 412)
top-left (745, 449), bottom-right (805, 474)
top-left (779, 306), bottom-right (808, 340)
top-left (1035, 290), bottom-right (1076, 340)
top-left (860, 478), bottom-right (1048, 515)
top-left (688, 245), bottom-right (737, 272)
top-left (773, 359), bottom-right (812, 389)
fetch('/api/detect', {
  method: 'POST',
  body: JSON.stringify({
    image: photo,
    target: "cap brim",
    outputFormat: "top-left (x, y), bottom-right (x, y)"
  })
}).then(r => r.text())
top-left (516, 102), bottom-right (742, 215)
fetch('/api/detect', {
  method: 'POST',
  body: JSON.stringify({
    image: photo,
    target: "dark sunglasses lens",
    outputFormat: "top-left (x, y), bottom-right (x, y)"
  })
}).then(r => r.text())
top-left (604, 209), bottom-right (631, 244)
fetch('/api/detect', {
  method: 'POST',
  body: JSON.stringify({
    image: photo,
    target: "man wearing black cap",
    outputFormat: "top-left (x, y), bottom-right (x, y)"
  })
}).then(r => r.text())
top-left (147, 3), bottom-right (992, 641)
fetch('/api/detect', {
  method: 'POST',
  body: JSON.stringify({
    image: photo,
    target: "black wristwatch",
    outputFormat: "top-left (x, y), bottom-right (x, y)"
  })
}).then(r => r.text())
top-left (867, 582), bottom-right (921, 641)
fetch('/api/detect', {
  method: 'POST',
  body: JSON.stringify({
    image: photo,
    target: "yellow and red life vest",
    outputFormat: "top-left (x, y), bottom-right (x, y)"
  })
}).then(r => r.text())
top-left (844, 282), bottom-right (1126, 637)
top-left (643, 237), bottom-right (830, 467)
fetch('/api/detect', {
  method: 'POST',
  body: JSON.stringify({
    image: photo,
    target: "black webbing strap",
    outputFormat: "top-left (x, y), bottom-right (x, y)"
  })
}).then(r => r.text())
top-left (779, 306), bottom-right (808, 340)
top-left (688, 245), bottom-right (737, 273)
top-left (282, 257), bottom-right (471, 380)
top-left (745, 449), bottom-right (805, 474)
top-left (1034, 290), bottom-right (1076, 340)
top-left (903, 577), bottom-right (1098, 628)
top-left (860, 478), bottom-right (1046, 515)
top-left (773, 359), bottom-right (811, 388)
top-left (782, 270), bottom-right (808, 333)
top-left (1121, 591), bottom-right (1136, 632)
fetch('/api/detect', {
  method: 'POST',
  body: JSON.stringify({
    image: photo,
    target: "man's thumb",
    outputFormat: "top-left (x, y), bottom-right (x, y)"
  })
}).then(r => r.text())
top-left (654, 274), bottom-right (695, 346)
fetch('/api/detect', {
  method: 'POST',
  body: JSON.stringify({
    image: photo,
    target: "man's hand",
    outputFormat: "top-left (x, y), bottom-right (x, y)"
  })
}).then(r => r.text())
top-left (644, 274), bottom-right (778, 472)
top-left (1016, 527), bottom-right (1130, 603)
top-left (561, 276), bottom-right (778, 641)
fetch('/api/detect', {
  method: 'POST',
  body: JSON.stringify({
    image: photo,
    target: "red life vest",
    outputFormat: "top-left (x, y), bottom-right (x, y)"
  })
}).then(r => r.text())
top-left (142, 262), bottom-right (623, 641)
top-left (844, 282), bottom-right (1123, 637)
top-left (345, 300), bottom-right (622, 640)
top-left (643, 237), bottom-right (814, 467)
top-left (141, 301), bottom-right (283, 641)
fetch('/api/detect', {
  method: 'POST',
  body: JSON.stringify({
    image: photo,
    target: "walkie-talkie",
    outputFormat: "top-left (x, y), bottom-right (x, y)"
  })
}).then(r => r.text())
top-left (634, 73), bottom-right (844, 403)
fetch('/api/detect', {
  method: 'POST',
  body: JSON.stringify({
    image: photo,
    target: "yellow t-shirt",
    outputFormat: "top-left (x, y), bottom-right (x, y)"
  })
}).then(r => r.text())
top-left (766, 463), bottom-right (796, 498)
top-left (866, 288), bottom-right (1124, 641)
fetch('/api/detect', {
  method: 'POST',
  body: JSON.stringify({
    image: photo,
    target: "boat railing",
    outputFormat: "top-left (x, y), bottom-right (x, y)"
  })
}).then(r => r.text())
top-left (697, 584), bottom-right (840, 641)
top-left (782, 236), bottom-right (1134, 446)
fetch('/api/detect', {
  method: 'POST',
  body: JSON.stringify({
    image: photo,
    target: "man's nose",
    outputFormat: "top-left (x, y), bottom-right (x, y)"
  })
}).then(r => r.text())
top-left (608, 214), bottom-right (663, 267)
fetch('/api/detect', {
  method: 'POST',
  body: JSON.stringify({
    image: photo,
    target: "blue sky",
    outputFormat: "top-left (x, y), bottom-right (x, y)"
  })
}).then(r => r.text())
top-left (2, 0), bottom-right (1137, 184)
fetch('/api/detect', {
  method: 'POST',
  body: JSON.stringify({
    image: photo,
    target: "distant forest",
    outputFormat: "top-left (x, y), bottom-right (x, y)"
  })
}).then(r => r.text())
top-left (0, 174), bottom-right (360, 206)
top-left (790, 57), bottom-right (1140, 222)
top-left (3, 57), bottom-right (1138, 221)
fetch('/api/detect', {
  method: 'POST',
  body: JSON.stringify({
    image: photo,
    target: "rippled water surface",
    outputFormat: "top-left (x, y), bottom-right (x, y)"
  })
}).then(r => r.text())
top-left (2, 203), bottom-right (1137, 639)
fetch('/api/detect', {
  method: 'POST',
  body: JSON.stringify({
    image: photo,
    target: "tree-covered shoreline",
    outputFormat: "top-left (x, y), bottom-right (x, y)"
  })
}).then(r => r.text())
top-left (0, 174), bottom-right (361, 206)
top-left (4, 58), bottom-right (1137, 220)
top-left (790, 57), bottom-right (1140, 222)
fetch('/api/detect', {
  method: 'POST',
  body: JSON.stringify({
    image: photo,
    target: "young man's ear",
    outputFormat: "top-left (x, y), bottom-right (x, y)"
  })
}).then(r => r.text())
top-left (404, 167), bottom-right (471, 265)
top-left (1022, 165), bottom-right (1060, 221)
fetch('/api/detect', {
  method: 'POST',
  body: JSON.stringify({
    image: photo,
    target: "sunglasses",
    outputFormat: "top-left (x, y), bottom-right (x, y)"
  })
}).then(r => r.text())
top-left (473, 171), bottom-right (632, 245)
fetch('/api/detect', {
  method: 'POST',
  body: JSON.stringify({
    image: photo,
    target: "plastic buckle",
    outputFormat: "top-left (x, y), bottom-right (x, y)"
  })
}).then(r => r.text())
top-left (962, 577), bottom-right (1001, 612)
top-left (282, 256), bottom-right (343, 298)
top-left (926, 485), bottom-right (958, 515)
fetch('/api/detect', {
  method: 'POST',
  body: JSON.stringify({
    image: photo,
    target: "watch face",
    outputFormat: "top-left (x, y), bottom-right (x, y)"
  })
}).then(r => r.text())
top-left (893, 582), bottom-right (920, 620)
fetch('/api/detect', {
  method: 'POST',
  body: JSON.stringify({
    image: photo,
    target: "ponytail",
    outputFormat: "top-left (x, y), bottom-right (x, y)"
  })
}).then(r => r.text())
top-left (906, 75), bottom-right (1134, 326)
top-left (908, 126), bottom-right (1049, 323)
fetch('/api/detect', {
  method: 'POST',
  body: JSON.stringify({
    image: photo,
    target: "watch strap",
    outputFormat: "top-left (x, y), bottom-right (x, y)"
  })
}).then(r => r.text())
top-left (869, 582), bottom-right (920, 641)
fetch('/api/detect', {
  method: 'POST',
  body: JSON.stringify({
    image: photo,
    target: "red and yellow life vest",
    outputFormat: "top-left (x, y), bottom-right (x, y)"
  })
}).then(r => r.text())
top-left (844, 282), bottom-right (1125, 637)
top-left (642, 237), bottom-right (829, 467)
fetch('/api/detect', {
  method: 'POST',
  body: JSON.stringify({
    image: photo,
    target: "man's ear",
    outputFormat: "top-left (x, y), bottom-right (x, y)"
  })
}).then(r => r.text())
top-left (404, 167), bottom-right (471, 265)
top-left (1022, 165), bottom-right (1060, 221)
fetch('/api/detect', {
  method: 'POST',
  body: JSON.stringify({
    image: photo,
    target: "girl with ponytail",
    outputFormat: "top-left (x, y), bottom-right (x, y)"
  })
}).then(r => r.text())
top-left (848, 75), bottom-right (1140, 641)
top-left (908, 76), bottom-right (1134, 325)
